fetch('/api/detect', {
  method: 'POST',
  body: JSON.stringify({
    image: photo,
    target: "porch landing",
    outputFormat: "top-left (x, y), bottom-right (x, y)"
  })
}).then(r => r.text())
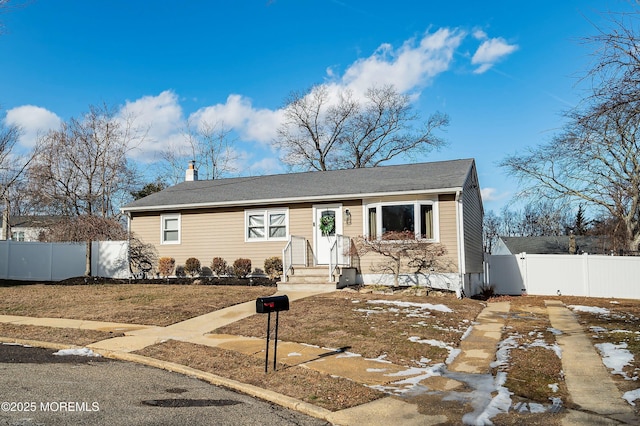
top-left (277, 266), bottom-right (337, 293)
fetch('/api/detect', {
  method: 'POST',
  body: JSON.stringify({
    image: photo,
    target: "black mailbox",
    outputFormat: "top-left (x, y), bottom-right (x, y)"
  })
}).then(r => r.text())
top-left (256, 295), bottom-right (289, 313)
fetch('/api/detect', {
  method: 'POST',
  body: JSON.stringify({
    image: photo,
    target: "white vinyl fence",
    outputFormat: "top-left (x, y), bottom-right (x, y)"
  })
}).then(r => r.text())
top-left (486, 253), bottom-right (640, 299)
top-left (0, 240), bottom-right (129, 281)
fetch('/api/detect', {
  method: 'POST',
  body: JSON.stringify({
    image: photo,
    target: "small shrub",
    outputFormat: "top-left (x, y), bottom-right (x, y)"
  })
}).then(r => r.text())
top-left (157, 257), bottom-right (175, 278)
top-left (478, 283), bottom-right (495, 299)
top-left (233, 258), bottom-right (252, 278)
top-left (200, 266), bottom-right (213, 277)
top-left (211, 257), bottom-right (228, 277)
top-left (264, 256), bottom-right (283, 279)
top-left (184, 257), bottom-right (202, 277)
top-left (175, 265), bottom-right (186, 278)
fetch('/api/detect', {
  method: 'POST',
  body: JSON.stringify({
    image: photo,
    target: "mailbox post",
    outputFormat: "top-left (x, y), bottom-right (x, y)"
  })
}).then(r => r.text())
top-left (256, 295), bottom-right (289, 373)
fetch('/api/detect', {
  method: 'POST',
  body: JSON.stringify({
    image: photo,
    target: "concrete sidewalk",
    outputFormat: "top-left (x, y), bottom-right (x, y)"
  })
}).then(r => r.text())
top-left (546, 300), bottom-right (637, 425)
top-left (1, 295), bottom-right (638, 425)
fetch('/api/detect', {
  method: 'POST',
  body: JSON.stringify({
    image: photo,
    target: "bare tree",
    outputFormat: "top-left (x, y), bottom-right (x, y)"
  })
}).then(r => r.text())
top-left (160, 120), bottom-right (238, 184)
top-left (27, 104), bottom-right (140, 219)
top-left (483, 210), bottom-right (501, 253)
top-left (275, 84), bottom-right (448, 171)
top-left (353, 231), bottom-right (452, 287)
top-left (0, 118), bottom-right (22, 200)
top-left (501, 7), bottom-right (640, 251)
top-left (1, 115), bottom-right (40, 239)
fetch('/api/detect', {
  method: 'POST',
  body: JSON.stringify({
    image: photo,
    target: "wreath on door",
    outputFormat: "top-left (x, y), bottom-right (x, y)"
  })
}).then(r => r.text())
top-left (319, 214), bottom-right (335, 236)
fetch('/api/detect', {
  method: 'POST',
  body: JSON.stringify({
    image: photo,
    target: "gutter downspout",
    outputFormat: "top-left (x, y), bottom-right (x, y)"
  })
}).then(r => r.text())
top-left (455, 190), bottom-right (465, 297)
top-left (126, 211), bottom-right (132, 281)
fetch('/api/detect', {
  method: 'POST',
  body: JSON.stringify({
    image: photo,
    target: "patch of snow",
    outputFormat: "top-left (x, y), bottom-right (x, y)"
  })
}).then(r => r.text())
top-left (595, 342), bottom-right (634, 379)
top-left (366, 368), bottom-right (388, 373)
top-left (623, 388), bottom-right (640, 406)
top-left (568, 305), bottom-right (610, 315)
top-left (446, 348), bottom-right (461, 365)
top-left (335, 351), bottom-right (361, 359)
top-left (354, 308), bottom-right (382, 315)
top-left (528, 403), bottom-right (546, 413)
top-left (287, 352), bottom-right (302, 357)
top-left (530, 339), bottom-right (562, 359)
top-left (2, 342), bottom-right (33, 348)
top-left (442, 371), bottom-right (512, 425)
top-left (367, 299), bottom-right (453, 313)
top-left (548, 383), bottom-right (559, 392)
top-left (590, 326), bottom-right (608, 333)
top-left (365, 354), bottom-right (392, 364)
top-left (491, 334), bottom-right (520, 369)
top-left (53, 348), bottom-right (101, 357)
top-left (547, 327), bottom-right (563, 335)
top-left (461, 325), bottom-right (473, 340)
top-left (408, 336), bottom-right (459, 365)
top-left (415, 357), bottom-right (432, 367)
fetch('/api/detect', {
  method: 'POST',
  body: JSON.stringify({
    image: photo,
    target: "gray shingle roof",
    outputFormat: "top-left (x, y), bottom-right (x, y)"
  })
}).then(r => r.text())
top-left (122, 159), bottom-right (475, 211)
top-left (498, 236), bottom-right (613, 255)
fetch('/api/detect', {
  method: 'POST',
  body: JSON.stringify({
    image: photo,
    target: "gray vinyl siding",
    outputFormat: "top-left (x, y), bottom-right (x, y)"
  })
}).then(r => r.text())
top-left (461, 164), bottom-right (484, 273)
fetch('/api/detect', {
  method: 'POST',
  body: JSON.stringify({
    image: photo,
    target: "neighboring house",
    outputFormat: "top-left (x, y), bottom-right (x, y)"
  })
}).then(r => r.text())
top-left (121, 159), bottom-right (484, 295)
top-left (494, 235), bottom-right (613, 255)
top-left (0, 215), bottom-right (61, 242)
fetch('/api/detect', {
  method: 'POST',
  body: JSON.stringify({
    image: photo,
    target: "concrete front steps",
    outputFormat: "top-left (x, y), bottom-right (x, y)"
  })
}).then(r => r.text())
top-left (277, 266), bottom-right (337, 293)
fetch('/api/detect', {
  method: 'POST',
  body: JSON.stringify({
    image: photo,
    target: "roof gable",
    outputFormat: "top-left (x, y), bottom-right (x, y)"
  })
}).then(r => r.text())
top-left (123, 159), bottom-right (475, 212)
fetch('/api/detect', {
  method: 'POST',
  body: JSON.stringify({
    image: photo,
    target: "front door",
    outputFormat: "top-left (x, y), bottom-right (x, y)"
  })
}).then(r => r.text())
top-left (313, 204), bottom-right (342, 265)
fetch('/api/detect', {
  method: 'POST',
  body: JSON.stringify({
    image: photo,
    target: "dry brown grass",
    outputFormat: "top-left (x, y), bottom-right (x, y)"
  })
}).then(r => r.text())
top-left (136, 340), bottom-right (385, 412)
top-left (0, 284), bottom-right (276, 326)
top-left (0, 323), bottom-right (122, 346)
top-left (216, 290), bottom-right (485, 366)
top-left (497, 296), bottom-right (570, 405)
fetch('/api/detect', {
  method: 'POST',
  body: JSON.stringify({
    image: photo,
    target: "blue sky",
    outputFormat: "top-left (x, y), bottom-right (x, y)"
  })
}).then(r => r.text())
top-left (0, 0), bottom-right (635, 213)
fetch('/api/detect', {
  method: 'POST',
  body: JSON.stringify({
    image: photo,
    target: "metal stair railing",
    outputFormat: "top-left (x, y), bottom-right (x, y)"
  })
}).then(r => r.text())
top-left (329, 234), bottom-right (351, 281)
top-left (282, 235), bottom-right (307, 282)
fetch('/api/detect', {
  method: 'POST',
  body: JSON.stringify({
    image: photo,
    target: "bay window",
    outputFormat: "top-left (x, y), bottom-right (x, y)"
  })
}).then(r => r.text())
top-left (365, 201), bottom-right (437, 241)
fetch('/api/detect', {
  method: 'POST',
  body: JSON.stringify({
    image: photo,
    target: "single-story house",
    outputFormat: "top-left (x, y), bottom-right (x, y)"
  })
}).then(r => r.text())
top-left (494, 235), bottom-right (613, 255)
top-left (0, 215), bottom-right (61, 242)
top-left (121, 159), bottom-right (484, 295)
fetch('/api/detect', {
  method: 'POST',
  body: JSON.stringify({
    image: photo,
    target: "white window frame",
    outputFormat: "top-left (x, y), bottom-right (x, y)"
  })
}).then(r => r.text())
top-left (363, 200), bottom-right (439, 242)
top-left (161, 213), bottom-right (181, 245)
top-left (245, 208), bottom-right (289, 242)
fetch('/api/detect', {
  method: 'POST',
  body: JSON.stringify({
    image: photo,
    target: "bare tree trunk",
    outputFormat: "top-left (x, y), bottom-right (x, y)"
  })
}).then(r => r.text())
top-left (85, 240), bottom-right (91, 277)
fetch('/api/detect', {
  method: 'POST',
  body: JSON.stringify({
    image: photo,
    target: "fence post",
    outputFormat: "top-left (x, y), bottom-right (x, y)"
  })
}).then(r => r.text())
top-left (518, 252), bottom-right (528, 294)
top-left (582, 253), bottom-right (590, 297)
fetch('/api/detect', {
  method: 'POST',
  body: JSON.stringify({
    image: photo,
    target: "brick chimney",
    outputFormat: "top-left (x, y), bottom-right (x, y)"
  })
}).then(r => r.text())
top-left (185, 160), bottom-right (198, 182)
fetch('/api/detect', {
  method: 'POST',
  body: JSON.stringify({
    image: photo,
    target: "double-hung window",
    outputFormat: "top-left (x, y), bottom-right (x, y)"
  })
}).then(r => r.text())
top-left (161, 213), bottom-right (181, 244)
top-left (246, 209), bottom-right (288, 241)
top-left (365, 201), bottom-right (437, 241)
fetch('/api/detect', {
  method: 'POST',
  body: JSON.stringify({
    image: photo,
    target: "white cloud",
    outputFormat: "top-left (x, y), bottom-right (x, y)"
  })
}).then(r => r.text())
top-left (473, 29), bottom-right (488, 40)
top-left (340, 28), bottom-right (465, 95)
top-left (481, 187), bottom-right (498, 201)
top-left (189, 95), bottom-right (284, 144)
top-left (3, 105), bottom-right (62, 148)
top-left (471, 37), bottom-right (518, 74)
top-left (119, 90), bottom-right (186, 161)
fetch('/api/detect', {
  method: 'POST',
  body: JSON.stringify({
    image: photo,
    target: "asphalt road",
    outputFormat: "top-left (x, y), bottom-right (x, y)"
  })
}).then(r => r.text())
top-left (0, 343), bottom-right (329, 426)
